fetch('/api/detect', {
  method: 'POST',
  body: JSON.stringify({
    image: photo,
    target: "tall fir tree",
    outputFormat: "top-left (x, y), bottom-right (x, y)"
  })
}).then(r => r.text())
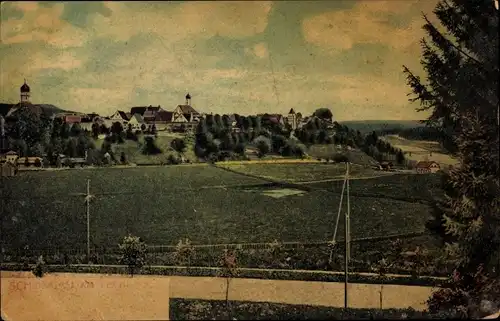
top-left (403, 0), bottom-right (499, 317)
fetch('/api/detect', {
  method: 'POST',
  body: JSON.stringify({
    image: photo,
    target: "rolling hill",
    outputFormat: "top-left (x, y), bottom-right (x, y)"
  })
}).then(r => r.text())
top-left (0, 103), bottom-right (73, 117)
top-left (339, 120), bottom-right (424, 133)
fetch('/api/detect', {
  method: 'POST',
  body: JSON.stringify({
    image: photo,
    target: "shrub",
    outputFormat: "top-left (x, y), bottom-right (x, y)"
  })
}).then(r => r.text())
top-left (118, 235), bottom-right (147, 277)
top-left (253, 136), bottom-right (271, 158)
top-left (141, 136), bottom-right (162, 155)
top-left (32, 255), bottom-right (46, 277)
top-left (167, 154), bottom-right (181, 165)
top-left (332, 153), bottom-right (349, 163)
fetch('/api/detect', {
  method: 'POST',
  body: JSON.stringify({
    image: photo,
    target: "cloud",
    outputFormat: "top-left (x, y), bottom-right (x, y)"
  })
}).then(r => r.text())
top-left (302, 0), bottom-right (437, 52)
top-left (67, 88), bottom-right (135, 113)
top-left (251, 42), bottom-right (269, 59)
top-left (1, 2), bottom-right (89, 48)
top-left (91, 1), bottom-right (273, 42)
top-left (31, 51), bottom-right (83, 71)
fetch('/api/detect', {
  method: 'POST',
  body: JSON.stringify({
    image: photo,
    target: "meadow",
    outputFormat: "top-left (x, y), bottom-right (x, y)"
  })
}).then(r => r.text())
top-left (381, 135), bottom-right (458, 166)
top-left (1, 164), bottom-right (433, 254)
top-left (216, 162), bottom-right (379, 183)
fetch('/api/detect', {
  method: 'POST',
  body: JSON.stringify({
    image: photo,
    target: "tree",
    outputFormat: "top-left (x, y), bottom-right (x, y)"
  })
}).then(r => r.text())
top-left (174, 238), bottom-right (195, 266)
top-left (91, 123), bottom-right (99, 139)
top-left (403, 0), bottom-right (498, 153)
top-left (271, 134), bottom-right (287, 153)
top-left (218, 249), bottom-right (238, 320)
top-left (170, 138), bottom-right (186, 157)
top-left (253, 136), bottom-right (271, 158)
top-left (70, 123), bottom-right (82, 137)
top-left (403, 0), bottom-right (499, 317)
top-left (142, 136), bottom-right (162, 155)
top-left (313, 108), bottom-right (333, 122)
top-left (64, 138), bottom-right (77, 158)
top-left (118, 235), bottom-right (147, 277)
top-left (111, 122), bottom-right (124, 136)
top-left (396, 150), bottom-right (406, 165)
top-left (120, 151), bottom-right (127, 164)
top-left (32, 255), bottom-right (46, 278)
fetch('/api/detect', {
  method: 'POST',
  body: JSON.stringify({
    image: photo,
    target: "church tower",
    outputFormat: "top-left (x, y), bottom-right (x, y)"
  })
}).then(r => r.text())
top-left (185, 93), bottom-right (191, 106)
top-left (20, 79), bottom-right (30, 104)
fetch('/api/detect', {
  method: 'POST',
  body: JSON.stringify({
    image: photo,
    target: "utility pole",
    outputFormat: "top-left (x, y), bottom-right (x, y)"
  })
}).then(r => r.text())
top-left (347, 162), bottom-right (351, 261)
top-left (329, 171), bottom-right (347, 263)
top-left (344, 162), bottom-right (351, 310)
top-left (86, 179), bottom-right (90, 263)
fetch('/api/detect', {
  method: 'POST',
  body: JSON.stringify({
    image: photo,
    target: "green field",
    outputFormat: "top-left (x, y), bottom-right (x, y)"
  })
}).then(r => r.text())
top-left (1, 165), bottom-right (433, 253)
top-left (309, 173), bottom-right (443, 203)
top-left (216, 163), bottom-right (378, 183)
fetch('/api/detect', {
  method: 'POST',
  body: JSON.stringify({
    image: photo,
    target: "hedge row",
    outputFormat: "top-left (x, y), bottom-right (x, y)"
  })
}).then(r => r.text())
top-left (170, 299), bottom-right (437, 320)
top-left (0, 263), bottom-right (448, 287)
top-left (2, 236), bottom-right (453, 278)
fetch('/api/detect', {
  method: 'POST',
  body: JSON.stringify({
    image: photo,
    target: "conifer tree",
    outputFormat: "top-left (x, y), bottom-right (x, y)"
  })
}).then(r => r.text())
top-left (403, 0), bottom-right (499, 317)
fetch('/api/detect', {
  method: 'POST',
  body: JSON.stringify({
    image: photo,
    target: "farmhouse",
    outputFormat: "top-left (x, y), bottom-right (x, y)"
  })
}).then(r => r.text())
top-left (379, 161), bottom-right (393, 171)
top-left (18, 156), bottom-right (43, 167)
top-left (109, 110), bottom-right (130, 126)
top-left (128, 113), bottom-right (146, 130)
top-left (0, 161), bottom-right (17, 176)
top-left (415, 161), bottom-right (440, 174)
top-left (143, 106), bottom-right (164, 122)
top-left (1, 150), bottom-right (19, 164)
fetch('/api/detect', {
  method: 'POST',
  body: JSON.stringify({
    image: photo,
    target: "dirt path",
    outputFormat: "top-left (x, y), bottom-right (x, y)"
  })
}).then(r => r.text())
top-left (2, 271), bottom-right (437, 314)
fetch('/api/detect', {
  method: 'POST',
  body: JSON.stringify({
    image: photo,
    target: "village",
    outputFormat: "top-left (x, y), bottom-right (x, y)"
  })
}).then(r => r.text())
top-left (0, 80), bottom-right (445, 176)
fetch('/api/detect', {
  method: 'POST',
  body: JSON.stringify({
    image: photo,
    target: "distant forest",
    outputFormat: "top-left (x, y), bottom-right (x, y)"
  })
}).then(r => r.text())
top-left (375, 126), bottom-right (443, 142)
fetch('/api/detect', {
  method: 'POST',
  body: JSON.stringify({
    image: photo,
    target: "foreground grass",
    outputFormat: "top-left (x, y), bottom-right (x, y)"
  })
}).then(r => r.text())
top-left (170, 299), bottom-right (434, 320)
top-left (1, 166), bottom-right (432, 252)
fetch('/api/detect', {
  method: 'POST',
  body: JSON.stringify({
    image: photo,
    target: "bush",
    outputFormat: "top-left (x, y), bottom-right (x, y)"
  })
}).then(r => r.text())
top-left (332, 153), bottom-right (349, 163)
top-left (167, 154), bottom-right (181, 165)
top-left (253, 136), bottom-right (271, 158)
top-left (141, 136), bottom-right (162, 155)
top-left (32, 255), bottom-right (46, 277)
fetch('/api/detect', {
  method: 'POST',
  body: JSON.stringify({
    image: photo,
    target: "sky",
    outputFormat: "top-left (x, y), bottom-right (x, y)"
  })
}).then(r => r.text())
top-left (0, 1), bottom-right (440, 120)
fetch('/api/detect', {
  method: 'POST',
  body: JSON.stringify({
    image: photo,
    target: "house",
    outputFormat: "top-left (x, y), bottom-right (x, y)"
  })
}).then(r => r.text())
top-left (1, 161), bottom-right (17, 177)
top-left (109, 110), bottom-right (130, 126)
top-left (415, 161), bottom-right (441, 174)
top-left (17, 156), bottom-right (43, 167)
top-left (130, 106), bottom-right (148, 117)
top-left (173, 105), bottom-right (200, 123)
top-left (379, 161), bottom-right (393, 171)
top-left (128, 113), bottom-right (145, 130)
top-left (4, 151), bottom-right (19, 164)
top-left (143, 106), bottom-right (164, 122)
top-left (153, 111), bottom-right (174, 131)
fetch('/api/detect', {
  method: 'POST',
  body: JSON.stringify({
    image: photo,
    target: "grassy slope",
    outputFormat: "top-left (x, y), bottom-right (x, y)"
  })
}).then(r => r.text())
top-left (2, 166), bottom-right (432, 251)
top-left (94, 133), bottom-right (197, 164)
top-left (381, 135), bottom-right (458, 166)
top-left (307, 144), bottom-right (378, 166)
top-left (340, 120), bottom-right (424, 133)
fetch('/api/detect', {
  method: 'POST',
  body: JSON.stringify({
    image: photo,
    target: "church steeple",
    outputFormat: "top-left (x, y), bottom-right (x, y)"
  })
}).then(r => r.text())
top-left (20, 79), bottom-right (30, 104)
top-left (185, 93), bottom-right (191, 105)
